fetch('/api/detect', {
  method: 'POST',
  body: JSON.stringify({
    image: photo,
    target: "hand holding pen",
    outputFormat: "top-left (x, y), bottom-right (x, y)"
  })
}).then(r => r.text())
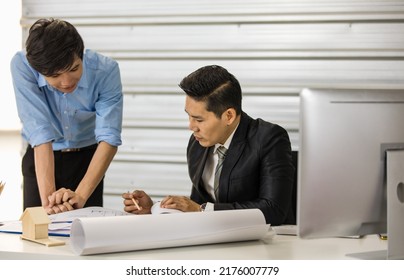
top-left (122, 190), bottom-right (153, 214)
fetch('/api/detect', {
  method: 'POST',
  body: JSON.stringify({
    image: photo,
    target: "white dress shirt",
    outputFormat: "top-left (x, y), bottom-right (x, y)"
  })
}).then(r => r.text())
top-left (201, 124), bottom-right (238, 211)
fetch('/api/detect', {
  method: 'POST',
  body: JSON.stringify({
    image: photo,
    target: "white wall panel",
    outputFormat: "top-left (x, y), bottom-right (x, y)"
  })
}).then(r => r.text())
top-left (20, 0), bottom-right (404, 208)
top-left (21, 0), bottom-right (404, 24)
top-left (118, 127), bottom-right (190, 163)
top-left (117, 60), bottom-right (404, 90)
top-left (104, 161), bottom-right (190, 199)
top-left (75, 23), bottom-right (404, 58)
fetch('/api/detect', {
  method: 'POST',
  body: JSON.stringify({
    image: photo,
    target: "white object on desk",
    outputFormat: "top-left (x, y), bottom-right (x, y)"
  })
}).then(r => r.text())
top-left (272, 224), bottom-right (297, 235)
top-left (151, 202), bottom-right (182, 214)
top-left (69, 208), bottom-right (270, 256)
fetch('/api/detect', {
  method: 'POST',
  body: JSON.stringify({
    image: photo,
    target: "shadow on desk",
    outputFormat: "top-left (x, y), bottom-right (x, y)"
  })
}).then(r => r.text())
top-left (346, 250), bottom-right (388, 260)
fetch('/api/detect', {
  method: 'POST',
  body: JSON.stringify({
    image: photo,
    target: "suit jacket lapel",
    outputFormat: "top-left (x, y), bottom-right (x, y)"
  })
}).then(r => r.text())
top-left (218, 112), bottom-right (251, 202)
top-left (190, 145), bottom-right (215, 201)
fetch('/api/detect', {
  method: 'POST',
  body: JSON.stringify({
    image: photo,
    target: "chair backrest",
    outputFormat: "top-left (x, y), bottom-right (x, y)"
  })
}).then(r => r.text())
top-left (291, 150), bottom-right (298, 224)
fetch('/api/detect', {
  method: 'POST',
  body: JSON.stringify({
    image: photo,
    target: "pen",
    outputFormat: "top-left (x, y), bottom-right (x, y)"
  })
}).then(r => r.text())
top-left (128, 191), bottom-right (141, 210)
top-left (132, 197), bottom-right (141, 211)
top-left (0, 181), bottom-right (5, 197)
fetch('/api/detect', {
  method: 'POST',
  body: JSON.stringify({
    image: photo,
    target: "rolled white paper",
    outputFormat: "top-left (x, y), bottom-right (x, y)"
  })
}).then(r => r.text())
top-left (70, 208), bottom-right (269, 255)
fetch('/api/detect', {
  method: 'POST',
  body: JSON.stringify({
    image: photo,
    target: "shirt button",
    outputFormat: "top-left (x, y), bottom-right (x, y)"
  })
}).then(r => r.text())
top-left (65, 126), bottom-right (69, 130)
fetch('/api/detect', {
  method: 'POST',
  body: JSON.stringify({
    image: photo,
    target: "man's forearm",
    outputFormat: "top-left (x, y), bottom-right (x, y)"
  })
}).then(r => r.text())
top-left (75, 141), bottom-right (117, 203)
top-left (34, 142), bottom-right (56, 206)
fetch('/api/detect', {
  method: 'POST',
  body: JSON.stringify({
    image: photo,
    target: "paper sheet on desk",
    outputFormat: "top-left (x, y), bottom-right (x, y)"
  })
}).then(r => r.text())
top-left (0, 219), bottom-right (72, 236)
top-left (49, 206), bottom-right (129, 223)
top-left (0, 207), bottom-right (129, 237)
top-left (69, 208), bottom-right (270, 255)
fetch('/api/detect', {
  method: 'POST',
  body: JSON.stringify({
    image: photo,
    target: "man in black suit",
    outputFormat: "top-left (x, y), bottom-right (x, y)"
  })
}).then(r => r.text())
top-left (123, 65), bottom-right (295, 225)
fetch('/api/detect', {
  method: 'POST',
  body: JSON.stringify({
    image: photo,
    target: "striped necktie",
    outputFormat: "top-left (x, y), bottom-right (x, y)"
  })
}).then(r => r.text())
top-left (214, 146), bottom-right (227, 201)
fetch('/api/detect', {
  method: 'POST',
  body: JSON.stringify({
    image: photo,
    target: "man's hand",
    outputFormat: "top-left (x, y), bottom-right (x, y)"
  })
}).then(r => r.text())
top-left (46, 187), bottom-right (86, 214)
top-left (44, 201), bottom-right (75, 215)
top-left (160, 195), bottom-right (200, 212)
top-left (122, 190), bottom-right (153, 214)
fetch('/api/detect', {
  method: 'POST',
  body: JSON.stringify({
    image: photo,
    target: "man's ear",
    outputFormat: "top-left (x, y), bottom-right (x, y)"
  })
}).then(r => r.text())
top-left (223, 108), bottom-right (237, 125)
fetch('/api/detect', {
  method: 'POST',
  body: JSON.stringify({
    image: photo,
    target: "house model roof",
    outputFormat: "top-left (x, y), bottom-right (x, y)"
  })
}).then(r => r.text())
top-left (20, 206), bottom-right (50, 225)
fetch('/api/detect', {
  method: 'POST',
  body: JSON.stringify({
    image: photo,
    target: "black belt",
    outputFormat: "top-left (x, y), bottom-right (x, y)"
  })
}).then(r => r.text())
top-left (56, 144), bottom-right (98, 153)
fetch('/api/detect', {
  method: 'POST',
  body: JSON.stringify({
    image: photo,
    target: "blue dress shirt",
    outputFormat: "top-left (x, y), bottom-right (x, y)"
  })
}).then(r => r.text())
top-left (11, 49), bottom-right (123, 150)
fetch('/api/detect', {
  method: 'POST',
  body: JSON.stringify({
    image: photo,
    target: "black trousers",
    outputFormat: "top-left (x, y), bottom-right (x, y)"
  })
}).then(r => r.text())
top-left (22, 144), bottom-right (103, 210)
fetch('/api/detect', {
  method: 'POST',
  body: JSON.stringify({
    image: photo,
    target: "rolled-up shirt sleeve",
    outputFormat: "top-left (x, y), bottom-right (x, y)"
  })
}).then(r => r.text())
top-left (94, 61), bottom-right (123, 147)
top-left (10, 52), bottom-right (59, 147)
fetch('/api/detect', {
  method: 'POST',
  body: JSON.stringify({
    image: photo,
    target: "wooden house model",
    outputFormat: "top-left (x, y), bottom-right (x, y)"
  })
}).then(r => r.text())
top-left (20, 207), bottom-right (50, 240)
top-left (19, 207), bottom-right (65, 246)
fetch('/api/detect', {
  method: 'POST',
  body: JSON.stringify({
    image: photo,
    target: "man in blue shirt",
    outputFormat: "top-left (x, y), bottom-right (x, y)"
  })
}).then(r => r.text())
top-left (11, 18), bottom-right (123, 214)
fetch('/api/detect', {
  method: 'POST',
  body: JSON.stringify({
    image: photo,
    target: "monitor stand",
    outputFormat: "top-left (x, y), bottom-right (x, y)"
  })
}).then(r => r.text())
top-left (346, 150), bottom-right (404, 260)
top-left (386, 149), bottom-right (404, 259)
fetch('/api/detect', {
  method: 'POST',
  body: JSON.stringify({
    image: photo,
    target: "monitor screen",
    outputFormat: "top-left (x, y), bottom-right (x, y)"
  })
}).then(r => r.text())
top-left (297, 88), bottom-right (404, 239)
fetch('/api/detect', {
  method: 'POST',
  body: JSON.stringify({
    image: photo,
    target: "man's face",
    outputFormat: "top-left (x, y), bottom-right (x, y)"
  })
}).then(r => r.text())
top-left (44, 56), bottom-right (83, 93)
top-left (185, 95), bottom-right (229, 147)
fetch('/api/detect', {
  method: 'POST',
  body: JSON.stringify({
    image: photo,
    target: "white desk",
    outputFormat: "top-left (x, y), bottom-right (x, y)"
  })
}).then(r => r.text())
top-left (0, 231), bottom-right (388, 260)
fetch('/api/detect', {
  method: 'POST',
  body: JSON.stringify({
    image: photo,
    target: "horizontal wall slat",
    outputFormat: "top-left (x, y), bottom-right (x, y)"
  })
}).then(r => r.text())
top-left (104, 161), bottom-right (190, 196)
top-left (117, 128), bottom-right (190, 163)
top-left (21, 0), bottom-right (404, 26)
top-left (74, 23), bottom-right (404, 59)
top-left (116, 128), bottom-right (300, 163)
top-left (122, 94), bottom-right (299, 129)
top-left (117, 60), bottom-right (404, 90)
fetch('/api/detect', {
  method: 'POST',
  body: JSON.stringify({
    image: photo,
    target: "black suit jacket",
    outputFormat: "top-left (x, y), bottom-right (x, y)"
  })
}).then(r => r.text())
top-left (187, 112), bottom-right (295, 225)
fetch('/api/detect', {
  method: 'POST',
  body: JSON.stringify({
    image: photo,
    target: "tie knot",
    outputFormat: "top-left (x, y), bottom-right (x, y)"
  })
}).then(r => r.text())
top-left (217, 146), bottom-right (227, 159)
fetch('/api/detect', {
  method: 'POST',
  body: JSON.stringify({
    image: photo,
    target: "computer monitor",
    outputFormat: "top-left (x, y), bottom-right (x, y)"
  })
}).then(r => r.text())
top-left (297, 88), bottom-right (404, 243)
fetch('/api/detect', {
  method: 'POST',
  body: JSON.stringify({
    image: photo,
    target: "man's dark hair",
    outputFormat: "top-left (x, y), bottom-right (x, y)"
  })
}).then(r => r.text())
top-left (179, 65), bottom-right (242, 118)
top-left (26, 18), bottom-right (84, 76)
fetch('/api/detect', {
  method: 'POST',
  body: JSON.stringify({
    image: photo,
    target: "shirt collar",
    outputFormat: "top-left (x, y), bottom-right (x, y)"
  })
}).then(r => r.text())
top-left (214, 123), bottom-right (239, 153)
top-left (37, 74), bottom-right (47, 87)
top-left (79, 57), bottom-right (89, 89)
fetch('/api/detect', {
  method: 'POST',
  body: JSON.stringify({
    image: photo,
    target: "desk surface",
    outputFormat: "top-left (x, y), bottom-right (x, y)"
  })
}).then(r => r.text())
top-left (0, 230), bottom-right (388, 260)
